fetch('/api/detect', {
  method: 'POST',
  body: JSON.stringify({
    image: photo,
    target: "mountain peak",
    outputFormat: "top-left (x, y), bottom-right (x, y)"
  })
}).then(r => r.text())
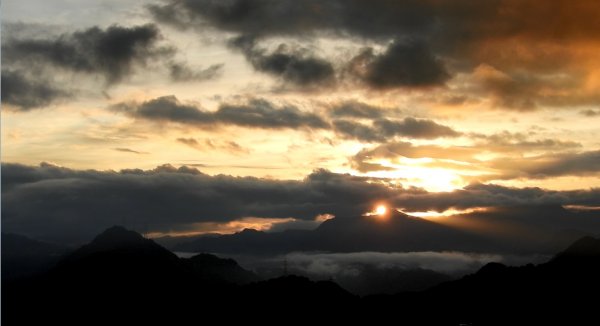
top-left (58, 226), bottom-right (175, 265)
top-left (90, 225), bottom-right (147, 248)
top-left (558, 236), bottom-right (600, 258)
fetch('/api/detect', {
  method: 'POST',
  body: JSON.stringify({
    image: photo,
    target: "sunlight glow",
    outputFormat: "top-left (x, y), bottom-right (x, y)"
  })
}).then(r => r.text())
top-left (364, 204), bottom-right (391, 219)
top-left (355, 158), bottom-right (476, 192)
top-left (401, 207), bottom-right (489, 218)
top-left (366, 167), bottom-right (462, 192)
top-left (376, 205), bottom-right (387, 215)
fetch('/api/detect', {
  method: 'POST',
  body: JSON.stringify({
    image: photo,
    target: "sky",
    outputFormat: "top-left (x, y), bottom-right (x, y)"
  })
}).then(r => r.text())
top-left (2, 0), bottom-right (600, 241)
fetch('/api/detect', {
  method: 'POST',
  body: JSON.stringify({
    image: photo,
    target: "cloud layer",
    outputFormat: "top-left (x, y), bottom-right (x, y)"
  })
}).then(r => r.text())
top-left (3, 163), bottom-right (600, 243)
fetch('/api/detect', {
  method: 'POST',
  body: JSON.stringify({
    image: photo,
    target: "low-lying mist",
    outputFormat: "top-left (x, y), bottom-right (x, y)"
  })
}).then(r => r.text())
top-left (178, 251), bottom-right (548, 295)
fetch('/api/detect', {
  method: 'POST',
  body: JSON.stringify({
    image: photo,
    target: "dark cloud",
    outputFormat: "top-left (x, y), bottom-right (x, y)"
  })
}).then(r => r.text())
top-left (397, 183), bottom-right (600, 213)
top-left (216, 99), bottom-right (328, 128)
top-left (1, 69), bottom-right (70, 110)
top-left (171, 2), bottom-right (600, 43)
top-left (115, 95), bottom-right (214, 124)
top-left (3, 162), bottom-right (600, 243)
top-left (334, 118), bottom-right (460, 143)
top-left (485, 150), bottom-right (600, 180)
top-left (149, 0), bottom-right (433, 38)
top-left (1, 163), bottom-right (393, 242)
top-left (113, 148), bottom-right (148, 155)
top-left (471, 64), bottom-right (549, 111)
top-left (149, 0), bottom-right (600, 47)
top-left (466, 62), bottom-right (600, 111)
top-left (3, 24), bottom-right (170, 84)
top-left (348, 40), bottom-right (449, 88)
top-left (115, 95), bottom-right (328, 130)
top-left (580, 109), bottom-right (600, 117)
top-left (117, 96), bottom-right (460, 138)
top-left (471, 131), bottom-right (581, 152)
top-left (374, 118), bottom-right (460, 139)
top-left (177, 137), bottom-right (202, 148)
top-left (229, 35), bottom-right (334, 87)
top-left (332, 120), bottom-right (385, 143)
top-left (328, 101), bottom-right (389, 119)
top-left (150, 0), bottom-right (600, 105)
top-left (169, 62), bottom-right (224, 82)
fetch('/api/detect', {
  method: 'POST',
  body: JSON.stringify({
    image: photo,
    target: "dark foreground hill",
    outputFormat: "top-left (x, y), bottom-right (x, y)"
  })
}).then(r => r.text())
top-left (4, 227), bottom-right (600, 325)
top-left (1, 233), bottom-right (70, 280)
top-left (2, 226), bottom-right (352, 324)
top-left (366, 236), bottom-right (600, 325)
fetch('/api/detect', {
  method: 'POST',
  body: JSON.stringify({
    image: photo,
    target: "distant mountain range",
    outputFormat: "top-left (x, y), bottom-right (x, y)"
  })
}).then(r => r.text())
top-left (173, 207), bottom-right (597, 255)
top-left (4, 226), bottom-right (600, 324)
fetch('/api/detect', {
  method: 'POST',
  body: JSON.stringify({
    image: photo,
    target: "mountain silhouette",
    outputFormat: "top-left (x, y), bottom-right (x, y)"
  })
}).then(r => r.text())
top-left (2, 226), bottom-right (352, 324)
top-left (55, 226), bottom-right (183, 277)
top-left (174, 211), bottom-right (495, 254)
top-left (551, 236), bottom-right (600, 261)
top-left (364, 236), bottom-right (600, 325)
top-left (182, 253), bottom-right (259, 284)
top-left (172, 206), bottom-right (600, 255)
top-left (5, 227), bottom-right (600, 325)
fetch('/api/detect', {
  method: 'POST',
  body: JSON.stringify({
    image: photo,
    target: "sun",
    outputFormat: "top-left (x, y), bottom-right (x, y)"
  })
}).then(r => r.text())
top-left (375, 205), bottom-right (387, 216)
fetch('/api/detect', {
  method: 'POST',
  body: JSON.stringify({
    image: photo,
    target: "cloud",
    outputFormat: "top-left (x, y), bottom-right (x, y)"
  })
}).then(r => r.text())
top-left (216, 99), bottom-right (328, 129)
top-left (118, 96), bottom-right (462, 141)
top-left (113, 148), bottom-right (148, 155)
top-left (148, 0), bottom-right (434, 38)
top-left (1, 69), bottom-right (71, 111)
top-left (1, 163), bottom-right (393, 242)
top-left (150, 0), bottom-right (600, 106)
top-left (333, 118), bottom-right (460, 142)
top-left (228, 35), bottom-right (446, 89)
top-left (580, 109), bottom-right (600, 117)
top-left (229, 35), bottom-right (334, 87)
top-left (177, 137), bottom-right (249, 154)
top-left (471, 131), bottom-right (582, 152)
top-left (350, 141), bottom-right (478, 172)
top-left (484, 150), bottom-right (600, 180)
top-left (281, 250), bottom-right (544, 295)
top-left (114, 95), bottom-right (215, 124)
top-left (333, 120), bottom-right (385, 143)
top-left (114, 96), bottom-right (329, 130)
top-left (348, 40), bottom-right (449, 88)
top-left (169, 62), bottom-right (224, 82)
top-left (375, 118), bottom-right (460, 139)
top-left (288, 251), bottom-right (504, 276)
top-left (396, 183), bottom-right (600, 213)
top-left (328, 101), bottom-right (390, 119)
top-left (3, 162), bottom-right (600, 243)
top-left (149, 0), bottom-right (600, 46)
top-left (350, 136), bottom-right (591, 180)
top-left (176, 137), bottom-right (201, 148)
top-left (3, 24), bottom-right (170, 84)
top-left (176, 0), bottom-right (600, 42)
